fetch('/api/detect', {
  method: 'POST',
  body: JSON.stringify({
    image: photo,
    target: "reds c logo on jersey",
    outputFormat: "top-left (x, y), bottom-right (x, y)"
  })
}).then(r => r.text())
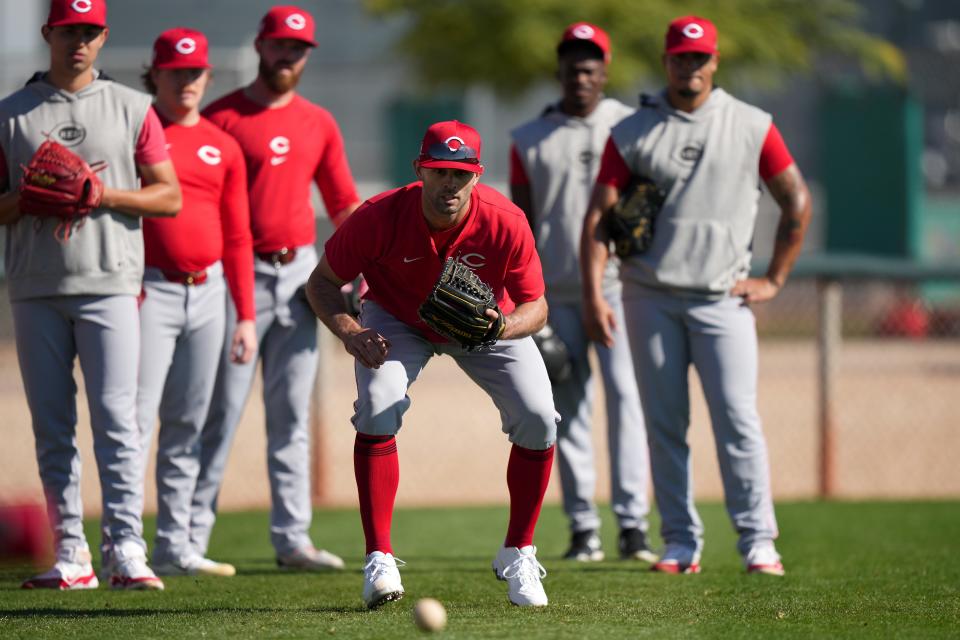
top-left (197, 145), bottom-right (222, 166)
top-left (71, 0), bottom-right (93, 13)
top-left (459, 253), bottom-right (487, 269)
top-left (45, 122), bottom-right (87, 147)
top-left (269, 136), bottom-right (290, 166)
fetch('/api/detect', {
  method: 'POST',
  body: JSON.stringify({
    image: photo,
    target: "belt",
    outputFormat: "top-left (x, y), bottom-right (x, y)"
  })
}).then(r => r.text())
top-left (162, 269), bottom-right (208, 286)
top-left (256, 247), bottom-right (297, 267)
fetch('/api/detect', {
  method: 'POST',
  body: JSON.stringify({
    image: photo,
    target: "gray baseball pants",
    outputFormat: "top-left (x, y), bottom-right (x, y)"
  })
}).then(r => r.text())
top-left (622, 285), bottom-right (779, 557)
top-left (13, 294), bottom-right (146, 556)
top-left (191, 245), bottom-right (319, 556)
top-left (137, 263), bottom-right (226, 566)
top-left (549, 295), bottom-right (651, 534)
top-left (354, 301), bottom-right (558, 450)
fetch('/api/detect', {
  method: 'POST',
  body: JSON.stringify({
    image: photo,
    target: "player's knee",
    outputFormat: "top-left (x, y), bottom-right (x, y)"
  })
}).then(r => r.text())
top-left (504, 405), bottom-right (558, 451)
top-left (351, 396), bottom-right (409, 437)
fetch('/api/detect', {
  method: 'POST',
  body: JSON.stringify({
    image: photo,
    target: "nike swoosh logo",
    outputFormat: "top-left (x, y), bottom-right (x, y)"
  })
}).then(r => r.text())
top-left (403, 257), bottom-right (424, 263)
top-left (270, 156), bottom-right (288, 166)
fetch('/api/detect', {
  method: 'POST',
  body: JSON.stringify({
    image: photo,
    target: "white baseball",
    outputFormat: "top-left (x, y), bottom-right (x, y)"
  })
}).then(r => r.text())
top-left (413, 598), bottom-right (447, 632)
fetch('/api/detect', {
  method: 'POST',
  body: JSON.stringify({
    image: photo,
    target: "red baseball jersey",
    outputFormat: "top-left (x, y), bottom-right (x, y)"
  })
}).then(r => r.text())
top-left (143, 116), bottom-right (255, 320)
top-left (202, 90), bottom-right (359, 253)
top-left (325, 182), bottom-right (545, 343)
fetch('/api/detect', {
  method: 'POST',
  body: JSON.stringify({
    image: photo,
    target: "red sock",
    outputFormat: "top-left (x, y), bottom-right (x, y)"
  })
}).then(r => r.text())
top-left (504, 444), bottom-right (555, 548)
top-left (354, 433), bottom-right (399, 555)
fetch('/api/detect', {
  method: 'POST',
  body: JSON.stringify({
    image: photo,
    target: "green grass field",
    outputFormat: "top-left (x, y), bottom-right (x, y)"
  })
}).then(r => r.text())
top-left (1, 501), bottom-right (958, 638)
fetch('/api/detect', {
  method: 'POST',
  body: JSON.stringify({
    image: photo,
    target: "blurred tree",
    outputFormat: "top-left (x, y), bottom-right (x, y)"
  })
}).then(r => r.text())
top-left (365, 0), bottom-right (904, 95)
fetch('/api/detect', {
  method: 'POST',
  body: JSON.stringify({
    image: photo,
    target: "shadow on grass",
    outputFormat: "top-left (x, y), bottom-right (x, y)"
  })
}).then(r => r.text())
top-left (0, 605), bottom-right (367, 618)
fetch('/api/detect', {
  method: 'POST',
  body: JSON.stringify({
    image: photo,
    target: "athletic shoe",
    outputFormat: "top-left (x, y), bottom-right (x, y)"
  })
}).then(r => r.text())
top-left (106, 541), bottom-right (165, 590)
top-left (153, 554), bottom-right (237, 577)
top-left (745, 544), bottom-right (785, 576)
top-left (562, 530), bottom-right (604, 562)
top-left (21, 546), bottom-right (99, 590)
top-left (492, 545), bottom-right (548, 607)
top-left (618, 528), bottom-right (658, 563)
top-left (362, 551), bottom-right (405, 609)
top-left (650, 543), bottom-right (701, 574)
top-left (276, 546), bottom-right (345, 571)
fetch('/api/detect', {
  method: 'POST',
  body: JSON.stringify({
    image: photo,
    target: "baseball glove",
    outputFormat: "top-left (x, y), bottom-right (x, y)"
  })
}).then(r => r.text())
top-left (418, 257), bottom-right (505, 351)
top-left (19, 140), bottom-right (107, 240)
top-left (606, 175), bottom-right (665, 259)
top-left (532, 323), bottom-right (572, 384)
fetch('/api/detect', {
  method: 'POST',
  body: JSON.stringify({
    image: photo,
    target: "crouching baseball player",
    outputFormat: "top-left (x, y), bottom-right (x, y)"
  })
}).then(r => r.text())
top-left (306, 121), bottom-right (558, 609)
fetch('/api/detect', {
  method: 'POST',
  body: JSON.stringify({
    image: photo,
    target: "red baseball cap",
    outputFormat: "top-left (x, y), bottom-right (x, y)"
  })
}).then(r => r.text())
top-left (258, 5), bottom-right (317, 47)
top-left (46, 0), bottom-right (107, 28)
top-left (152, 28), bottom-right (211, 70)
top-left (558, 22), bottom-right (611, 64)
top-left (665, 16), bottom-right (718, 55)
top-left (417, 121), bottom-right (484, 174)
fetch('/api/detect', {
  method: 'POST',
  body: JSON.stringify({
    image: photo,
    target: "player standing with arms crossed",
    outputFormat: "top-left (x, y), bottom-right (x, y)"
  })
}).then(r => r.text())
top-left (137, 27), bottom-right (257, 578)
top-left (192, 5), bottom-right (361, 570)
top-left (511, 22), bottom-right (655, 564)
top-left (581, 16), bottom-right (812, 575)
top-left (0, 0), bottom-right (181, 590)
top-left (307, 121), bottom-right (558, 608)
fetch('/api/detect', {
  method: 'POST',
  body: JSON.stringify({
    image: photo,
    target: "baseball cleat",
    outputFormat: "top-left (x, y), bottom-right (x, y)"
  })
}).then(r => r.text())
top-left (563, 530), bottom-right (604, 562)
top-left (362, 551), bottom-right (405, 609)
top-left (276, 546), bottom-right (345, 571)
top-left (492, 545), bottom-right (548, 607)
top-left (618, 528), bottom-right (659, 563)
top-left (650, 543), bottom-right (701, 574)
top-left (106, 541), bottom-right (165, 590)
top-left (745, 544), bottom-right (785, 576)
top-left (153, 554), bottom-right (237, 577)
top-left (21, 546), bottom-right (99, 590)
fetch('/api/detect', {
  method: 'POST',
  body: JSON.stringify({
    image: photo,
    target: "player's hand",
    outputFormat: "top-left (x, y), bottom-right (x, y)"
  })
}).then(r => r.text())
top-left (731, 277), bottom-right (781, 304)
top-left (582, 295), bottom-right (616, 348)
top-left (230, 320), bottom-right (258, 364)
top-left (345, 328), bottom-right (391, 369)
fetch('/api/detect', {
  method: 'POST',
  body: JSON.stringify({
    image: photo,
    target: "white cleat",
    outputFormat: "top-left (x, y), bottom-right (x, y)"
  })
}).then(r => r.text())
top-left (492, 545), bottom-right (548, 607)
top-left (21, 546), bottom-right (99, 590)
top-left (276, 546), bottom-right (345, 571)
top-left (362, 551), bottom-right (405, 609)
top-left (153, 554), bottom-right (237, 577)
top-left (745, 544), bottom-right (785, 576)
top-left (107, 541), bottom-right (165, 590)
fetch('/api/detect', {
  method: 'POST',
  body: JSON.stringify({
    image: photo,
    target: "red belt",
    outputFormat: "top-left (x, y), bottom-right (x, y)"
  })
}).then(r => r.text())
top-left (162, 269), bottom-right (208, 286)
top-left (256, 247), bottom-right (297, 267)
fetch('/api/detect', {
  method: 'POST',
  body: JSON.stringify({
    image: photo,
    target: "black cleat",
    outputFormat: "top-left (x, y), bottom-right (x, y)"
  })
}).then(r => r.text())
top-left (619, 528), bottom-right (658, 563)
top-left (563, 530), bottom-right (604, 562)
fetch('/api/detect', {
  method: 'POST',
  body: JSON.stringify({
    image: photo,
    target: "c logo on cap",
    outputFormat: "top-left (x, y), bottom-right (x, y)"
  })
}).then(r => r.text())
top-left (682, 23), bottom-right (705, 39)
top-left (572, 25), bottom-right (595, 40)
top-left (197, 145), bottom-right (222, 166)
top-left (443, 136), bottom-right (464, 152)
top-left (175, 38), bottom-right (197, 55)
top-left (285, 13), bottom-right (307, 30)
top-left (71, 0), bottom-right (93, 13)
top-left (270, 136), bottom-right (290, 155)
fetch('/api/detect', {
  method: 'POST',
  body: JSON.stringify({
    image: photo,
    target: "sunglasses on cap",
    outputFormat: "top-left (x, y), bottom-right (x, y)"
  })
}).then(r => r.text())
top-left (425, 142), bottom-right (480, 163)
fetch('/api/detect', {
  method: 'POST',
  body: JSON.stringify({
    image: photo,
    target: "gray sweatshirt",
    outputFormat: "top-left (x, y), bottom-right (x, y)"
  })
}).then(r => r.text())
top-left (0, 72), bottom-right (152, 300)
top-left (610, 88), bottom-right (771, 296)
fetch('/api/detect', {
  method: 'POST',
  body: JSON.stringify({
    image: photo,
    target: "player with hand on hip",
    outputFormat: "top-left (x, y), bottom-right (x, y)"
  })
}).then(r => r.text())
top-left (306, 121), bottom-right (558, 609)
top-left (0, 0), bottom-right (181, 590)
top-left (136, 27), bottom-right (257, 578)
top-left (192, 5), bottom-right (361, 571)
top-left (511, 22), bottom-right (655, 564)
top-left (581, 16), bottom-right (812, 576)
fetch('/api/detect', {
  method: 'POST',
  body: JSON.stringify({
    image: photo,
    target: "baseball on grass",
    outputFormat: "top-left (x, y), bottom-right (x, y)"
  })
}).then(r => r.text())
top-left (413, 598), bottom-right (447, 632)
